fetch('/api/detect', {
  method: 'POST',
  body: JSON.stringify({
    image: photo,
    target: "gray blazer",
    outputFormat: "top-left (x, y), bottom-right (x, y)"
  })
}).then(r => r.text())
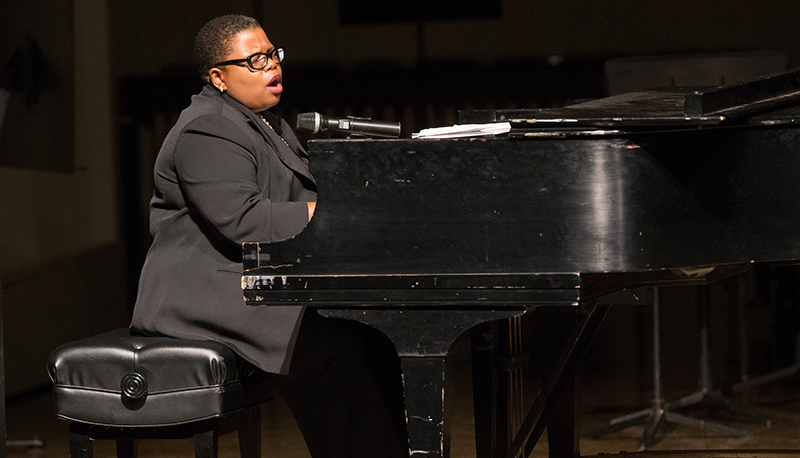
top-left (131, 85), bottom-right (317, 374)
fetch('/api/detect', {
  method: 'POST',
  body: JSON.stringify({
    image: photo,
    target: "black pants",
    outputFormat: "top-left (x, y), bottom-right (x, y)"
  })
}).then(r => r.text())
top-left (272, 309), bottom-right (409, 458)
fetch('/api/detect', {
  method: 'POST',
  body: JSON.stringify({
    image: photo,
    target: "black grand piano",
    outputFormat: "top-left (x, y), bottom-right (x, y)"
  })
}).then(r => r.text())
top-left (242, 69), bottom-right (800, 458)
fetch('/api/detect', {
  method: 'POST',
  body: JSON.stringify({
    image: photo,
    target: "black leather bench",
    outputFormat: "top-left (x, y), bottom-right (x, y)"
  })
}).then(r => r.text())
top-left (47, 329), bottom-right (272, 458)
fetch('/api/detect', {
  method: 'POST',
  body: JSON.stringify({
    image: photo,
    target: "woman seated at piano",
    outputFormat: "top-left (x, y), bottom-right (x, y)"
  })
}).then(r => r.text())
top-left (130, 14), bottom-right (407, 458)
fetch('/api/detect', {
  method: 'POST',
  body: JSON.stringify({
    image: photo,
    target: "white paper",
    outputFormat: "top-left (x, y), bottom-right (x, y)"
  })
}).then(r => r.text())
top-left (412, 122), bottom-right (511, 139)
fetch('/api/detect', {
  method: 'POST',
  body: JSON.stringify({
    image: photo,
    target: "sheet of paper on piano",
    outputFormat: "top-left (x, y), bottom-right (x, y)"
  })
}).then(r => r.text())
top-left (411, 121), bottom-right (511, 139)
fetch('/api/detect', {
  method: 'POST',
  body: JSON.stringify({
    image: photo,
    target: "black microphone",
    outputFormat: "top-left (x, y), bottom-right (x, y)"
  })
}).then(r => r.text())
top-left (296, 112), bottom-right (401, 138)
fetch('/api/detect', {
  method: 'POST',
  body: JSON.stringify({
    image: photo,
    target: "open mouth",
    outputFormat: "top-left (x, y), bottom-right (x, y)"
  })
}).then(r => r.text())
top-left (267, 75), bottom-right (283, 94)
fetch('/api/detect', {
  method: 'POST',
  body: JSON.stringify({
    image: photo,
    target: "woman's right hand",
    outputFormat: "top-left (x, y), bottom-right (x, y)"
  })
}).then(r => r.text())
top-left (307, 202), bottom-right (317, 221)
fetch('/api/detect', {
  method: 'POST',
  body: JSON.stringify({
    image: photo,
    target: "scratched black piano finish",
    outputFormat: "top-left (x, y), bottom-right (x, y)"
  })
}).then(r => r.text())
top-left (243, 69), bottom-right (800, 458)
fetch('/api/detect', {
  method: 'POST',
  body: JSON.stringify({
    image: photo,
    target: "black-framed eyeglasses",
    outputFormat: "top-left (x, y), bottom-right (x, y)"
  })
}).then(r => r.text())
top-left (214, 48), bottom-right (284, 71)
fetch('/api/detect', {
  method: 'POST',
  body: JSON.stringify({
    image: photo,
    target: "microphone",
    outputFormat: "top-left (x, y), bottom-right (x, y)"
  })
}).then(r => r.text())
top-left (296, 112), bottom-right (401, 138)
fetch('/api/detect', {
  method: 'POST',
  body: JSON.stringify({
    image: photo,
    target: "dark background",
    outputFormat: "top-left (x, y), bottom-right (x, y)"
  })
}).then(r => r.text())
top-left (0, 0), bottom-right (798, 406)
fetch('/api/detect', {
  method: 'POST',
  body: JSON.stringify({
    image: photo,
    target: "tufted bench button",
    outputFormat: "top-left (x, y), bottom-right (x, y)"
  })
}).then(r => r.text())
top-left (120, 373), bottom-right (147, 400)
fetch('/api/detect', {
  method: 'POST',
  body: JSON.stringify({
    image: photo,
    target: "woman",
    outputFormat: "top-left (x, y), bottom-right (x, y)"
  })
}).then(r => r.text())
top-left (131, 14), bottom-right (407, 458)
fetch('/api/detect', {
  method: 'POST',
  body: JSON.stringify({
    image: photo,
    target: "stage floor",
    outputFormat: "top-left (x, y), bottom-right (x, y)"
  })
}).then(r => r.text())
top-left (7, 368), bottom-right (800, 458)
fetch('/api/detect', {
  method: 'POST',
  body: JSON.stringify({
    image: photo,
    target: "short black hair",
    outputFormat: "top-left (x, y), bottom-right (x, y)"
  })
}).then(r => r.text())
top-left (194, 14), bottom-right (262, 81)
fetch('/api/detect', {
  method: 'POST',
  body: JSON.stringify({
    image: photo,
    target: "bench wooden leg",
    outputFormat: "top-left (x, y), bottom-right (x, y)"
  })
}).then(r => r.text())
top-left (116, 438), bottom-right (137, 458)
top-left (69, 432), bottom-right (93, 458)
top-left (194, 429), bottom-right (220, 458)
top-left (66, 404), bottom-right (264, 458)
top-left (238, 405), bottom-right (261, 458)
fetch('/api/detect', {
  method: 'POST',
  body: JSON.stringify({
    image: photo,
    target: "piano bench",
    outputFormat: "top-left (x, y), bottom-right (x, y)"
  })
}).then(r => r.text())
top-left (47, 329), bottom-right (271, 458)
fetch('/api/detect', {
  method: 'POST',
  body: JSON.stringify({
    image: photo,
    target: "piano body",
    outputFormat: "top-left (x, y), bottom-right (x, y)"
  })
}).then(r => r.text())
top-left (242, 69), bottom-right (800, 457)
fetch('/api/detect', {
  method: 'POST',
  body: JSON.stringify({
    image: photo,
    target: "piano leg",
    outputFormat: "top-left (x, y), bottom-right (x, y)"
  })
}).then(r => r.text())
top-left (546, 373), bottom-right (580, 458)
top-left (320, 308), bottom-right (526, 458)
top-left (472, 319), bottom-right (524, 458)
top-left (533, 306), bottom-right (583, 458)
top-left (471, 323), bottom-right (495, 458)
top-left (503, 300), bottom-right (609, 458)
top-left (401, 356), bottom-right (450, 458)
top-left (472, 304), bottom-right (599, 458)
